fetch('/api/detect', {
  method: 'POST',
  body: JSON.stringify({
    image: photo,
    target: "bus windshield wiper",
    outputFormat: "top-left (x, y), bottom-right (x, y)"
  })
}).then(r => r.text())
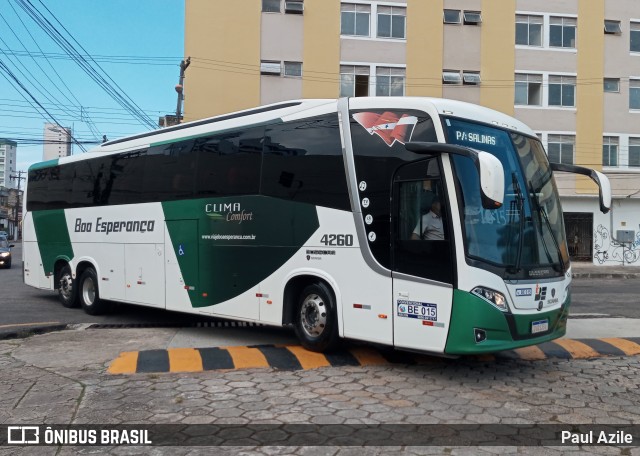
top-left (529, 180), bottom-right (565, 273)
top-left (507, 173), bottom-right (525, 275)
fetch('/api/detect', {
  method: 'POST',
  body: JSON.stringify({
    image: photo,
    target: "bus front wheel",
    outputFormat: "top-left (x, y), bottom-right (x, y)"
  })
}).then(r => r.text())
top-left (78, 268), bottom-right (109, 315)
top-left (294, 282), bottom-right (339, 352)
top-left (58, 265), bottom-right (78, 308)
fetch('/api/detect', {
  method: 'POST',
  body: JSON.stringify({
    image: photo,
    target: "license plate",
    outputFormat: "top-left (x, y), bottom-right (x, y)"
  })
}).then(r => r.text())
top-left (531, 319), bottom-right (549, 334)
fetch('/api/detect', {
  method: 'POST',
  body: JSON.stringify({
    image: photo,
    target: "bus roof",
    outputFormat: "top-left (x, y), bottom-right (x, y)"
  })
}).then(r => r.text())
top-left (29, 97), bottom-right (536, 171)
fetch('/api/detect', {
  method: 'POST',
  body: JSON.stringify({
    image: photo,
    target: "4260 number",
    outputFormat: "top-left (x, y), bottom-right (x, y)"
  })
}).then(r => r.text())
top-left (320, 234), bottom-right (354, 246)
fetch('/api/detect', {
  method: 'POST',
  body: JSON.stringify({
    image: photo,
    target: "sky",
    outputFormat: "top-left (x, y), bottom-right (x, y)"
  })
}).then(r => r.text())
top-left (0, 0), bottom-right (185, 173)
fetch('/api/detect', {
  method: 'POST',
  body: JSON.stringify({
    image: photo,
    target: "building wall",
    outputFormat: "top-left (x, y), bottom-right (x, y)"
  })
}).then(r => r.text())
top-left (303, 0), bottom-right (340, 98)
top-left (0, 142), bottom-right (17, 189)
top-left (184, 0), bottom-right (261, 121)
top-left (43, 123), bottom-right (72, 161)
top-left (562, 197), bottom-right (640, 266)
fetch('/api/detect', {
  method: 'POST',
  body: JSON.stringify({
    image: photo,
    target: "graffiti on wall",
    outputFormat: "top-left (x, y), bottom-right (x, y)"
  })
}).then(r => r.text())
top-left (593, 224), bottom-right (640, 264)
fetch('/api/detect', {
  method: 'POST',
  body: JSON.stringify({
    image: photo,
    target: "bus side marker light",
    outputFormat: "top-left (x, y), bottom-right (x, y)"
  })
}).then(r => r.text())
top-left (378, 314), bottom-right (387, 319)
top-left (267, 300), bottom-right (273, 305)
top-left (353, 304), bottom-right (371, 310)
top-left (202, 293), bottom-right (208, 297)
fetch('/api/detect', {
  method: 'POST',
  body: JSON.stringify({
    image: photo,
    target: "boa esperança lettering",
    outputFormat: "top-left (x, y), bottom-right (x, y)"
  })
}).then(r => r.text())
top-left (74, 217), bottom-right (155, 235)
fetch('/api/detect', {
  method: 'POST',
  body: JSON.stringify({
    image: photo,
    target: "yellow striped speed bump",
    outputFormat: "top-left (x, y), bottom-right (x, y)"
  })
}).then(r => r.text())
top-left (107, 338), bottom-right (640, 374)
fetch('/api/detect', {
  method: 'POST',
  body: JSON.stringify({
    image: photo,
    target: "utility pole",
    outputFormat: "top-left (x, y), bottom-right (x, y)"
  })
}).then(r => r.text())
top-left (9, 170), bottom-right (25, 241)
top-left (175, 57), bottom-right (191, 120)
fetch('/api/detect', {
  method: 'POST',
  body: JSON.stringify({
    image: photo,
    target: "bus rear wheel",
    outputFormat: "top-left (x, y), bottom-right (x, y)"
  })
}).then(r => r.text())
top-left (294, 282), bottom-right (339, 352)
top-left (58, 264), bottom-right (78, 308)
top-left (78, 268), bottom-right (109, 315)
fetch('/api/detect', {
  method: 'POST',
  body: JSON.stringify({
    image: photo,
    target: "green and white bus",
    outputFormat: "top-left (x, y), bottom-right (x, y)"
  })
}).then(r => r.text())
top-left (23, 97), bottom-right (611, 354)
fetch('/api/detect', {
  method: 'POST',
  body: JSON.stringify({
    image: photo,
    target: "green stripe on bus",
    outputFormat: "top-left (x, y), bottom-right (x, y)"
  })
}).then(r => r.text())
top-left (445, 290), bottom-right (568, 355)
top-left (32, 210), bottom-right (74, 275)
top-left (28, 159), bottom-right (59, 172)
top-left (162, 196), bottom-right (319, 308)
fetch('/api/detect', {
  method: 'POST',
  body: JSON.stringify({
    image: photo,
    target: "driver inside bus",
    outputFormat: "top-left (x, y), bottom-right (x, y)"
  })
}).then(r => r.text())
top-left (411, 196), bottom-right (445, 240)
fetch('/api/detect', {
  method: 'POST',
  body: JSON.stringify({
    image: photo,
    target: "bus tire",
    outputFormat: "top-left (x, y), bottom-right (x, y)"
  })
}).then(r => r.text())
top-left (58, 264), bottom-right (78, 308)
top-left (78, 268), bottom-right (109, 315)
top-left (294, 282), bottom-right (339, 352)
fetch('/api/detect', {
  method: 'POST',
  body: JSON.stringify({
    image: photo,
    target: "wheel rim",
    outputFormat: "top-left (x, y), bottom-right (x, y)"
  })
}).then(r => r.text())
top-left (82, 277), bottom-right (96, 306)
top-left (300, 293), bottom-right (327, 338)
top-left (59, 272), bottom-right (73, 301)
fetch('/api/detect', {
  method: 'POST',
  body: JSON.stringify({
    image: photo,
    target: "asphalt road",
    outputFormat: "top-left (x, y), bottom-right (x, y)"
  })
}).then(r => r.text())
top-left (1, 243), bottom-right (639, 332)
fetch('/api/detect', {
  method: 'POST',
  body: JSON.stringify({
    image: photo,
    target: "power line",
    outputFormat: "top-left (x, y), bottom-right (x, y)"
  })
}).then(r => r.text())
top-left (0, 57), bottom-right (87, 151)
top-left (15, 0), bottom-right (156, 130)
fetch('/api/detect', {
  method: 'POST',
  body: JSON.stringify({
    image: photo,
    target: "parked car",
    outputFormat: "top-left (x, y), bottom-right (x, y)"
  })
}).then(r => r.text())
top-left (0, 239), bottom-right (13, 269)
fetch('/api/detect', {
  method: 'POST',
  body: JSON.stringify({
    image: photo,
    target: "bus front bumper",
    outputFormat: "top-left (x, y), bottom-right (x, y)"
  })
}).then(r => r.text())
top-left (444, 289), bottom-right (569, 355)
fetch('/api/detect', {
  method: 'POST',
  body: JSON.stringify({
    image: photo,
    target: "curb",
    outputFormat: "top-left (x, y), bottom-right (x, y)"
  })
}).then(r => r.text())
top-left (572, 272), bottom-right (640, 279)
top-left (0, 324), bottom-right (68, 341)
top-left (108, 338), bottom-right (640, 375)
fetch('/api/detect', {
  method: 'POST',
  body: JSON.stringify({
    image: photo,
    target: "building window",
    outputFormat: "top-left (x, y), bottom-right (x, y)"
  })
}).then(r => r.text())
top-left (340, 65), bottom-right (369, 97)
top-left (377, 6), bottom-right (406, 39)
top-left (603, 136), bottom-right (619, 167)
top-left (631, 80), bottom-right (640, 109)
top-left (260, 60), bottom-right (282, 75)
top-left (549, 16), bottom-right (576, 48)
top-left (604, 78), bottom-right (620, 93)
top-left (463, 11), bottom-right (482, 25)
top-left (604, 20), bottom-right (621, 35)
top-left (375, 67), bottom-right (405, 96)
top-left (631, 22), bottom-right (640, 52)
top-left (515, 73), bottom-right (542, 105)
top-left (341, 3), bottom-right (370, 37)
top-left (262, 0), bottom-right (280, 13)
top-left (284, 61), bottom-right (302, 77)
top-left (442, 70), bottom-right (461, 85)
top-left (516, 14), bottom-right (542, 46)
top-left (547, 135), bottom-right (574, 165)
top-left (629, 138), bottom-right (640, 167)
top-left (443, 9), bottom-right (461, 24)
top-left (462, 71), bottom-right (481, 85)
top-left (549, 75), bottom-right (576, 107)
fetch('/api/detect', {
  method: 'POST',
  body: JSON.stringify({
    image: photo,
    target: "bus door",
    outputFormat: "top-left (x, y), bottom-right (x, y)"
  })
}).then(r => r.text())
top-left (165, 219), bottom-right (200, 311)
top-left (391, 158), bottom-right (455, 353)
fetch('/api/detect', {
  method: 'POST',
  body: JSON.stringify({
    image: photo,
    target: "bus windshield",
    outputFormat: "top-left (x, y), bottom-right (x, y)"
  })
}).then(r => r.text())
top-left (444, 117), bottom-right (568, 277)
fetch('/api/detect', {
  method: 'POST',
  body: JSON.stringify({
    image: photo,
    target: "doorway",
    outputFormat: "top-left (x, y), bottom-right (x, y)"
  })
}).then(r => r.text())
top-left (563, 212), bottom-right (593, 261)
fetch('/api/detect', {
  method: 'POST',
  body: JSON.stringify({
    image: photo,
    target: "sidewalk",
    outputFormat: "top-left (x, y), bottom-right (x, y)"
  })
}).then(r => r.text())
top-left (571, 261), bottom-right (640, 279)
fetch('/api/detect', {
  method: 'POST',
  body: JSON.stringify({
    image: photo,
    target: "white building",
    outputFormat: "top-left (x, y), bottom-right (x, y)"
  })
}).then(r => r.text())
top-left (0, 139), bottom-right (17, 189)
top-left (43, 123), bottom-right (72, 161)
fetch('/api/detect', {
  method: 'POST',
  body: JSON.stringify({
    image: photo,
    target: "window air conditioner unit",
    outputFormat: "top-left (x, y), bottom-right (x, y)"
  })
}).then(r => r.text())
top-left (285, 1), bottom-right (303, 14)
top-left (260, 61), bottom-right (282, 75)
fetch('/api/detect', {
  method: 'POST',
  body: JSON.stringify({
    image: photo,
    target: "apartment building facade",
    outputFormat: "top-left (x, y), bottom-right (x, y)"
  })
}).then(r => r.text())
top-left (0, 139), bottom-right (17, 190)
top-left (184, 0), bottom-right (640, 266)
top-left (43, 123), bottom-right (72, 161)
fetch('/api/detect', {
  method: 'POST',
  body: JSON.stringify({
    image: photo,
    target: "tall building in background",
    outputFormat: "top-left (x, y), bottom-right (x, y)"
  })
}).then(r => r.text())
top-left (0, 139), bottom-right (17, 189)
top-left (184, 0), bottom-right (640, 266)
top-left (43, 123), bottom-right (72, 161)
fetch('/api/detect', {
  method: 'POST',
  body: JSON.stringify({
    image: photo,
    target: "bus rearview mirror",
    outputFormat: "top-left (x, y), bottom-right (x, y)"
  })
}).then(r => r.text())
top-left (405, 142), bottom-right (505, 210)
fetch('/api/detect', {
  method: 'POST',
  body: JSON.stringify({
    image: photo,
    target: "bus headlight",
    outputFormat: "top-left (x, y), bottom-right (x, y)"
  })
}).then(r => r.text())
top-left (0, 252), bottom-right (9, 258)
top-left (471, 286), bottom-right (508, 312)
